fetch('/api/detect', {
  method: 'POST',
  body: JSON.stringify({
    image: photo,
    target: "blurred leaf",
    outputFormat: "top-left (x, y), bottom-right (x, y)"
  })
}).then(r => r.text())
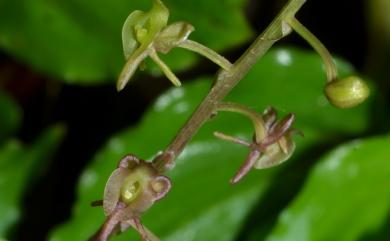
top-left (0, 124), bottom-right (65, 238)
top-left (0, 91), bottom-right (22, 142)
top-left (359, 214), bottom-right (390, 241)
top-left (0, 0), bottom-right (252, 85)
top-left (49, 47), bottom-right (371, 241)
top-left (265, 135), bottom-right (390, 241)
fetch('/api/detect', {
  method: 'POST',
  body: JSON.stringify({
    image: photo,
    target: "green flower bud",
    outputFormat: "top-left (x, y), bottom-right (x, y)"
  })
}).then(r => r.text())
top-left (324, 76), bottom-right (370, 108)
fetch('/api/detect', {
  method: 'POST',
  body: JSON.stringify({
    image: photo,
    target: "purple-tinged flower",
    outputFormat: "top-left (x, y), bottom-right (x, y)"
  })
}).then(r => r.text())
top-left (215, 107), bottom-right (300, 184)
top-left (90, 155), bottom-right (171, 241)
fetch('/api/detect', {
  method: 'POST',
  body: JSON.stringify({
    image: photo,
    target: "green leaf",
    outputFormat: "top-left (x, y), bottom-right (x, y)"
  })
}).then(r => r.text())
top-left (0, 91), bottom-right (22, 142)
top-left (265, 135), bottom-right (390, 241)
top-left (0, 124), bottom-right (65, 238)
top-left (0, 0), bottom-right (252, 85)
top-left (49, 47), bottom-right (371, 241)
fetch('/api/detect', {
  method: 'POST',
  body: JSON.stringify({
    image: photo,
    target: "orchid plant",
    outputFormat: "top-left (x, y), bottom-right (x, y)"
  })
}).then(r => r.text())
top-left (90, 0), bottom-right (370, 240)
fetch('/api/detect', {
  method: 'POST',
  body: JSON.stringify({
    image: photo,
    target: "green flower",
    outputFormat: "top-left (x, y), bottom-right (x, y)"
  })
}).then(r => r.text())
top-left (118, 0), bottom-right (179, 90)
top-left (117, 0), bottom-right (232, 91)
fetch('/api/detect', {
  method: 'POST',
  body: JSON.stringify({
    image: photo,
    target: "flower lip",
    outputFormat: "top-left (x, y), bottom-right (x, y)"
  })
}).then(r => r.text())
top-left (120, 178), bottom-right (142, 204)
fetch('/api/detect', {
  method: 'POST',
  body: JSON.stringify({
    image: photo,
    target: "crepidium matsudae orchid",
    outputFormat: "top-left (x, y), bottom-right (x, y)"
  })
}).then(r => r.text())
top-left (90, 0), bottom-right (370, 240)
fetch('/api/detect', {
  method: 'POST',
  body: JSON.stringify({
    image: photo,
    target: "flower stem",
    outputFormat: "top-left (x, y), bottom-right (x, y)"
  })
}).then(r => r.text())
top-left (287, 17), bottom-right (338, 82)
top-left (178, 40), bottom-right (233, 71)
top-left (153, 0), bottom-right (307, 173)
top-left (216, 102), bottom-right (266, 143)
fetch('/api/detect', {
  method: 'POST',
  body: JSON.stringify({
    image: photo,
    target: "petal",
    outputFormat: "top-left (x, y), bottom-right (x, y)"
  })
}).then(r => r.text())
top-left (148, 0), bottom-right (169, 36)
top-left (122, 10), bottom-right (149, 59)
top-left (262, 107), bottom-right (277, 130)
top-left (103, 168), bottom-right (129, 216)
top-left (121, 0), bottom-right (169, 59)
top-left (149, 49), bottom-right (182, 86)
top-left (118, 193), bottom-right (155, 221)
top-left (154, 22), bottom-right (195, 53)
top-left (231, 150), bottom-right (261, 184)
top-left (278, 136), bottom-right (289, 154)
top-left (117, 154), bottom-right (141, 169)
top-left (117, 48), bottom-right (149, 91)
top-left (254, 140), bottom-right (296, 169)
top-left (262, 113), bottom-right (295, 146)
top-left (150, 175), bottom-right (171, 201)
top-left (274, 113), bottom-right (295, 134)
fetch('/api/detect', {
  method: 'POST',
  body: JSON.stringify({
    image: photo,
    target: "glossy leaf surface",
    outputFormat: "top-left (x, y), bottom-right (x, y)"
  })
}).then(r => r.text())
top-left (0, 0), bottom-right (252, 84)
top-left (265, 135), bottom-right (390, 241)
top-left (49, 48), bottom-right (371, 241)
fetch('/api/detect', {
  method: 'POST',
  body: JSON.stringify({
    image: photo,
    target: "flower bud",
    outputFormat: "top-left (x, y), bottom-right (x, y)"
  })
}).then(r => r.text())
top-left (324, 76), bottom-right (370, 108)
